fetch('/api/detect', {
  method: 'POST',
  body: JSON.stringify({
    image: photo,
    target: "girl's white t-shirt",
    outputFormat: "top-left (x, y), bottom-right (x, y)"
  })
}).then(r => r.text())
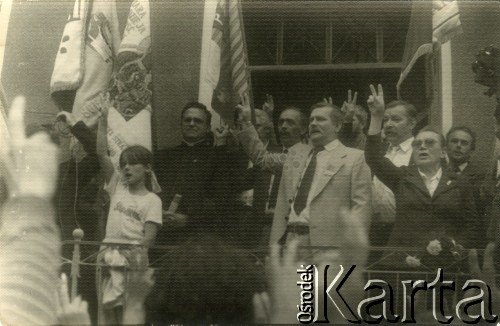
top-left (103, 174), bottom-right (162, 244)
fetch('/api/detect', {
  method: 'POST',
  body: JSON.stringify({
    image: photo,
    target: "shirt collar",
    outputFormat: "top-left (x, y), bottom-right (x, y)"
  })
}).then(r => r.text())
top-left (418, 167), bottom-right (443, 182)
top-left (458, 162), bottom-right (468, 172)
top-left (323, 139), bottom-right (340, 152)
top-left (393, 136), bottom-right (414, 153)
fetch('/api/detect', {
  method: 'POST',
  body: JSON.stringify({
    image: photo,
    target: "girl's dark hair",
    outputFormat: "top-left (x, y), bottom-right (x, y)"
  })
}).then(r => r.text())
top-left (119, 145), bottom-right (154, 191)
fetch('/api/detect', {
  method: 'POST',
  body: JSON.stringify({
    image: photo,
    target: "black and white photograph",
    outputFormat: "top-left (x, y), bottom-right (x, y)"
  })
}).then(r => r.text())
top-left (1, 0), bottom-right (500, 324)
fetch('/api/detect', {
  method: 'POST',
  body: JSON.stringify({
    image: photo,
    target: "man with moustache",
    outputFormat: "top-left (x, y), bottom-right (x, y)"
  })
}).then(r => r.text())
top-left (235, 102), bottom-right (308, 198)
top-left (370, 99), bottom-right (417, 247)
top-left (234, 103), bottom-right (308, 245)
top-left (365, 84), bottom-right (478, 253)
top-left (270, 102), bottom-right (371, 253)
top-left (235, 105), bottom-right (308, 172)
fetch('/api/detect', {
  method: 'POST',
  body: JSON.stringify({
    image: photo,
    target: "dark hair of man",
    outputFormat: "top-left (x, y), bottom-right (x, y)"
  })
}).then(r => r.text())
top-left (418, 125), bottom-right (446, 147)
top-left (181, 101), bottom-right (212, 126)
top-left (281, 106), bottom-right (308, 129)
top-left (147, 234), bottom-right (266, 324)
top-left (309, 102), bottom-right (344, 126)
top-left (385, 100), bottom-right (418, 121)
top-left (354, 105), bottom-right (368, 127)
top-left (446, 125), bottom-right (476, 150)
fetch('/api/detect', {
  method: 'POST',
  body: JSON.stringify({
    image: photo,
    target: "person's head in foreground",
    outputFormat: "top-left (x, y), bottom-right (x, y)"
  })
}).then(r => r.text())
top-left (147, 234), bottom-right (266, 324)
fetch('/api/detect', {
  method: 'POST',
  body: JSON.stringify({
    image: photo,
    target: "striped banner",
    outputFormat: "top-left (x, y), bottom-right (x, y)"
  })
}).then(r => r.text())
top-left (205, 0), bottom-right (251, 123)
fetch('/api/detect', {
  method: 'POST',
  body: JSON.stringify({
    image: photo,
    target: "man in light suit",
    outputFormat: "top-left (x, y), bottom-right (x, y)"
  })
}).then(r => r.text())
top-left (270, 102), bottom-right (372, 251)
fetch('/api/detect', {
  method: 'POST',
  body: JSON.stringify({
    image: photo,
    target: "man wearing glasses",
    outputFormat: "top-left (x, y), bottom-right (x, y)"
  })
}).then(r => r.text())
top-left (365, 85), bottom-right (478, 258)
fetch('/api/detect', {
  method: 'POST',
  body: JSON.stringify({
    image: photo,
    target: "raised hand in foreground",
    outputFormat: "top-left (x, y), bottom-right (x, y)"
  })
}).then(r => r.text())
top-left (55, 273), bottom-right (91, 325)
top-left (0, 96), bottom-right (59, 200)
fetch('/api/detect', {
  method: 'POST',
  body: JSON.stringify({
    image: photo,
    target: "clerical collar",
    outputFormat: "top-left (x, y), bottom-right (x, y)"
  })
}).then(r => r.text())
top-left (182, 138), bottom-right (211, 147)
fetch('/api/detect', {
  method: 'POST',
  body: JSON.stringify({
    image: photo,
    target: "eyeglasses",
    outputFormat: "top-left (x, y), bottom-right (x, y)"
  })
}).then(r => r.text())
top-left (411, 139), bottom-right (438, 148)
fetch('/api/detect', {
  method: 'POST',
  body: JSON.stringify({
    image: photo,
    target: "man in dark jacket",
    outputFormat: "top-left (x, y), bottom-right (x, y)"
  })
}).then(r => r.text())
top-left (365, 85), bottom-right (479, 263)
top-left (446, 126), bottom-right (485, 184)
top-left (154, 102), bottom-right (243, 246)
top-left (446, 125), bottom-right (488, 249)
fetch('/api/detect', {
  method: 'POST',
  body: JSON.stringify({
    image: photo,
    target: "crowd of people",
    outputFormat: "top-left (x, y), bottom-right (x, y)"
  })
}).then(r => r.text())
top-left (1, 80), bottom-right (500, 323)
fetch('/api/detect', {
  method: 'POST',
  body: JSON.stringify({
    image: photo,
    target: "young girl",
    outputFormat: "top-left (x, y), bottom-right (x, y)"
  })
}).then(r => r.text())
top-left (96, 105), bottom-right (162, 324)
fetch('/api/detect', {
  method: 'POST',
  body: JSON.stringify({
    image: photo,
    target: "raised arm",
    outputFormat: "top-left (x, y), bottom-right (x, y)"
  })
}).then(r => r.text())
top-left (233, 93), bottom-right (286, 173)
top-left (96, 94), bottom-right (115, 183)
top-left (338, 89), bottom-right (358, 147)
top-left (367, 84), bottom-right (385, 136)
top-left (57, 110), bottom-right (98, 155)
top-left (365, 84), bottom-right (403, 191)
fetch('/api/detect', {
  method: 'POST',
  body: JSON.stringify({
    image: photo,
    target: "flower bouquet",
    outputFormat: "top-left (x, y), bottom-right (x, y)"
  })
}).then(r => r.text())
top-left (405, 237), bottom-right (465, 273)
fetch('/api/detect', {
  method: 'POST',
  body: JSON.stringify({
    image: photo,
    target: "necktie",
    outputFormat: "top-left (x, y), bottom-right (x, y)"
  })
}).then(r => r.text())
top-left (494, 159), bottom-right (500, 188)
top-left (293, 147), bottom-right (324, 215)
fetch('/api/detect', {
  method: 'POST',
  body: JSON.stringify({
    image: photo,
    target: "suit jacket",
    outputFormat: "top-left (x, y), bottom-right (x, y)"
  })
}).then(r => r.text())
top-left (365, 134), bottom-right (479, 249)
top-left (480, 160), bottom-right (500, 245)
top-left (154, 139), bottom-right (244, 233)
top-left (458, 161), bottom-right (486, 187)
top-left (270, 141), bottom-right (372, 247)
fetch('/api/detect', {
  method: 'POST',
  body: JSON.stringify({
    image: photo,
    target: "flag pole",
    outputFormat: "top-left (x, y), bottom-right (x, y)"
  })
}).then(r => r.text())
top-left (0, 0), bottom-right (13, 86)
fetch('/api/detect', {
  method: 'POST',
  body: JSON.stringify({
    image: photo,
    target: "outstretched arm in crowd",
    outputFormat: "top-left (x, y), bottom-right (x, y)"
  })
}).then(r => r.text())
top-left (0, 96), bottom-right (61, 324)
top-left (56, 273), bottom-right (91, 325)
